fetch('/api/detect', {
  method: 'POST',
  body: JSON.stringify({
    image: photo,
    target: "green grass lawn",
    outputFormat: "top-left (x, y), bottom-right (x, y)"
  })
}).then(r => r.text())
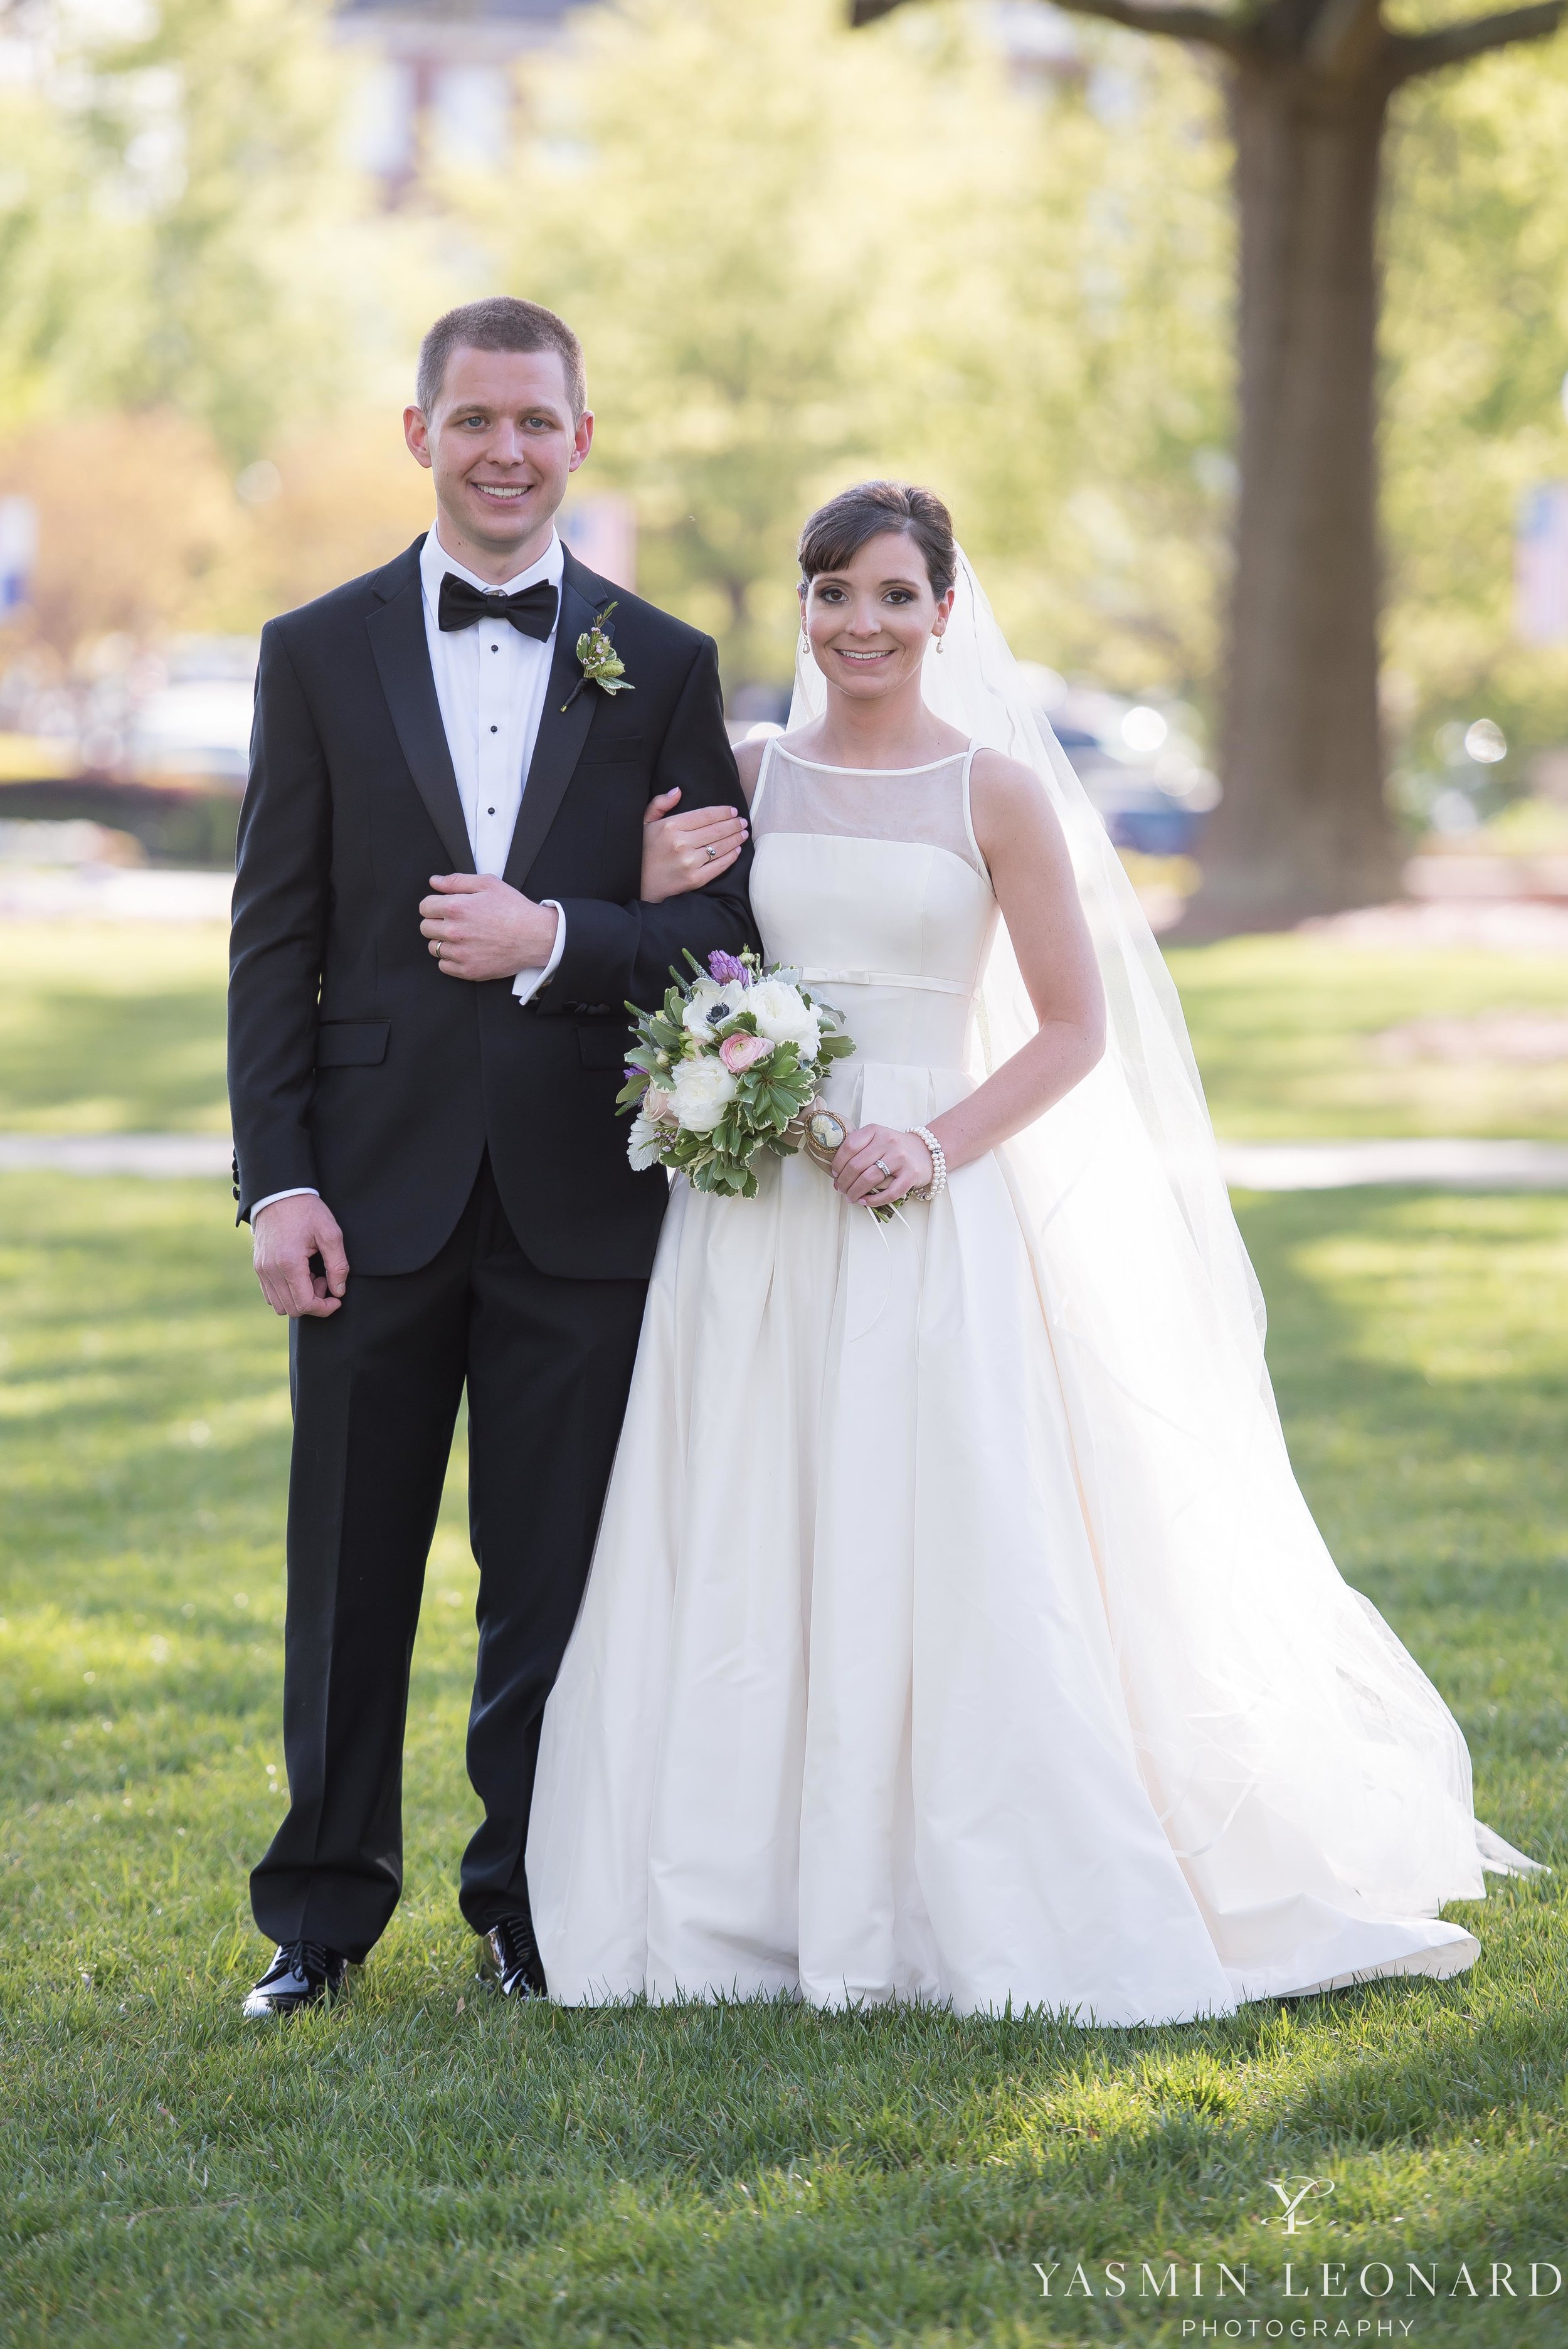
top-left (0, 926), bottom-right (231, 1135)
top-left (3, 926), bottom-right (1567, 2341)
top-left (1, 1168), bottom-right (1564, 2346)
top-left (1164, 934), bottom-right (1568, 1141)
top-left (3, 920), bottom-right (1568, 1142)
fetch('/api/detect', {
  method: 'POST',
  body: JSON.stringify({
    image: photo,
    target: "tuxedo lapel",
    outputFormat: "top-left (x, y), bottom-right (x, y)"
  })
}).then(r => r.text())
top-left (503, 563), bottom-right (607, 892)
top-left (365, 541), bottom-right (474, 876)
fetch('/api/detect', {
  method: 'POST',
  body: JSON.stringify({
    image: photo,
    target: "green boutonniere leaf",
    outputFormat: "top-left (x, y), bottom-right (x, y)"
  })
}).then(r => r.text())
top-left (562, 600), bottom-right (634, 710)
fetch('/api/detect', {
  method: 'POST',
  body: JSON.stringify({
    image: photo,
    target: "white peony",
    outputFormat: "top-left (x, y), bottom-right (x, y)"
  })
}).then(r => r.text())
top-left (744, 978), bottom-right (821, 1059)
top-left (627, 1108), bottom-right (669, 1172)
top-left (681, 977), bottom-right (747, 1041)
top-left (669, 1054), bottom-right (739, 1133)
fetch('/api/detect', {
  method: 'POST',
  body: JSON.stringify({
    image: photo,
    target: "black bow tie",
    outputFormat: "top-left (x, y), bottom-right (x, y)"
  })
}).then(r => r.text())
top-left (437, 573), bottom-right (559, 641)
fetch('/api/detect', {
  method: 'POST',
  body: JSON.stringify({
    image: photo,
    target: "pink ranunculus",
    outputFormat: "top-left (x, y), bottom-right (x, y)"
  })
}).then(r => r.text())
top-left (719, 1032), bottom-right (773, 1074)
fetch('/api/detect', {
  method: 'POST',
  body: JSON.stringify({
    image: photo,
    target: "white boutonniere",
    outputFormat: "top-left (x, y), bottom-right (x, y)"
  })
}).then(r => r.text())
top-left (561, 602), bottom-right (633, 711)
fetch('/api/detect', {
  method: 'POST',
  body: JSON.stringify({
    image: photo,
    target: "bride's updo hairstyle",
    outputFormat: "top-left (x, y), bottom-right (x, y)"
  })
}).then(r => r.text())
top-left (798, 481), bottom-right (958, 602)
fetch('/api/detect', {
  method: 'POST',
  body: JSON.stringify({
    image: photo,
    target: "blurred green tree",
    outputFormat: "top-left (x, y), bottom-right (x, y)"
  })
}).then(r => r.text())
top-left (92, 0), bottom-right (359, 460)
top-left (484, 0), bottom-right (902, 686)
top-left (0, 0), bottom-right (443, 656)
top-left (0, 0), bottom-right (361, 461)
top-left (485, 0), bottom-right (1232, 698)
top-left (858, 0), bottom-right (1568, 923)
top-left (1382, 43), bottom-right (1568, 805)
top-left (0, 62), bottom-right (140, 433)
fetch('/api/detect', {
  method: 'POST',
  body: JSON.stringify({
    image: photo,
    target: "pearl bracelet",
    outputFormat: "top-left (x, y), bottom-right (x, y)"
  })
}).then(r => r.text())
top-left (909, 1124), bottom-right (948, 1202)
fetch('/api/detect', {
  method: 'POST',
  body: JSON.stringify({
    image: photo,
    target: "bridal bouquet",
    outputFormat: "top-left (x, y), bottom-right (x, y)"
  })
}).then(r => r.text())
top-left (618, 950), bottom-right (856, 1197)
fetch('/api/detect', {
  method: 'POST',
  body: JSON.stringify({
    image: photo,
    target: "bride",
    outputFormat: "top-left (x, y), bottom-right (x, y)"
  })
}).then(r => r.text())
top-left (525, 479), bottom-right (1530, 2024)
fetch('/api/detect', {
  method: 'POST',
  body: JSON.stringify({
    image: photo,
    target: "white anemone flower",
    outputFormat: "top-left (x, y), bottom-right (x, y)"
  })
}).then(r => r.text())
top-left (681, 977), bottom-right (747, 1041)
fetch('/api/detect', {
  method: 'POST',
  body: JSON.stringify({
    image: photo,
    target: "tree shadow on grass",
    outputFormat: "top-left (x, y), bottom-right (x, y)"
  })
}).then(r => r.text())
top-left (8, 1969), bottom-right (1565, 2347)
top-left (1232, 1187), bottom-right (1568, 1817)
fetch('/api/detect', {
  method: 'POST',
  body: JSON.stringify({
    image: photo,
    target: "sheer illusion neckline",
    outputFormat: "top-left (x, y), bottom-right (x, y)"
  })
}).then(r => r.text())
top-left (761, 744), bottom-right (974, 777)
top-left (753, 736), bottom-right (989, 881)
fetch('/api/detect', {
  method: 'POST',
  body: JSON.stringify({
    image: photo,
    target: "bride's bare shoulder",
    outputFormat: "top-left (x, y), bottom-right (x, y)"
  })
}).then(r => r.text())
top-left (968, 747), bottom-right (1038, 786)
top-left (735, 725), bottom-right (818, 803)
top-left (733, 734), bottom-right (771, 805)
top-left (968, 748), bottom-right (1069, 866)
top-left (968, 747), bottom-right (1050, 816)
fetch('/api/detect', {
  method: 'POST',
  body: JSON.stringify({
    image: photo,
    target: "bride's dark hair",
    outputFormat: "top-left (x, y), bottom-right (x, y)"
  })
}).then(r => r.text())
top-left (798, 481), bottom-right (957, 602)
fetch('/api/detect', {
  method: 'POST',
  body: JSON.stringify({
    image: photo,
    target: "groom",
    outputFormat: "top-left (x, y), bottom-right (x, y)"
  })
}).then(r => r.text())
top-left (228, 296), bottom-right (755, 2017)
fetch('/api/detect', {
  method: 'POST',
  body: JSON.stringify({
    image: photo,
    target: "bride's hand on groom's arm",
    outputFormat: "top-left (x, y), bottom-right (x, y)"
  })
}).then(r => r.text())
top-left (419, 872), bottom-right (559, 980)
top-left (252, 1194), bottom-right (349, 1319)
top-left (639, 788), bottom-right (748, 904)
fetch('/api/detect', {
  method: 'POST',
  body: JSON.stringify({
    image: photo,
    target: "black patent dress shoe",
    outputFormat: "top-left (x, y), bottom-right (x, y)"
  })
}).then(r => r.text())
top-left (241, 1939), bottom-right (351, 2018)
top-left (478, 1914), bottom-right (548, 2000)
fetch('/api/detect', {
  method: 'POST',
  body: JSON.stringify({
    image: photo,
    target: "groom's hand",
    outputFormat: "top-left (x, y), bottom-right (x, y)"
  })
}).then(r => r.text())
top-left (252, 1194), bottom-right (349, 1319)
top-left (420, 873), bottom-right (558, 982)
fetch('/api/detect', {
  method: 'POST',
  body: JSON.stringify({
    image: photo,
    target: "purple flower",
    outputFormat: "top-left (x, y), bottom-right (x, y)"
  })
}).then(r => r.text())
top-left (707, 950), bottom-right (751, 989)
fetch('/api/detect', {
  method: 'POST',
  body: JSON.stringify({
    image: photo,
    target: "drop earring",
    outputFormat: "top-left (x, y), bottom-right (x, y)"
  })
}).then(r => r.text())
top-left (935, 632), bottom-right (945, 656)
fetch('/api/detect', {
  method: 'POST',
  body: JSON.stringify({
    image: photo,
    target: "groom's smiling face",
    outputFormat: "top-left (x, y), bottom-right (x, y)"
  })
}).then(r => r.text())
top-left (404, 344), bottom-right (594, 580)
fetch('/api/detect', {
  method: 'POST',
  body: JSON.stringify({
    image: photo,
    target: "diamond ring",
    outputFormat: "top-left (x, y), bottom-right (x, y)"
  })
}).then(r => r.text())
top-left (875, 1157), bottom-right (893, 1181)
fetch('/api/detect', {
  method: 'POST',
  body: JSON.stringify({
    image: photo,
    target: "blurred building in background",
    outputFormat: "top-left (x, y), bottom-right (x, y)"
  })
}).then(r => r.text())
top-left (559, 492), bottom-right (637, 590)
top-left (0, 499), bottom-right (35, 623)
top-left (334, 0), bottom-right (1089, 204)
top-left (1517, 484), bottom-right (1568, 650)
top-left (336, 0), bottom-right (581, 198)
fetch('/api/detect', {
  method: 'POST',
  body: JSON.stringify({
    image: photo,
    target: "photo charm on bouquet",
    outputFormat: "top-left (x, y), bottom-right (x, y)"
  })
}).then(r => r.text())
top-left (617, 946), bottom-right (874, 1202)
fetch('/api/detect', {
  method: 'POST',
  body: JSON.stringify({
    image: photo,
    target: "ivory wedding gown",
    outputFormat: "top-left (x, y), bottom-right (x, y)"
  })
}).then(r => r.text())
top-left (526, 738), bottom-right (1518, 2025)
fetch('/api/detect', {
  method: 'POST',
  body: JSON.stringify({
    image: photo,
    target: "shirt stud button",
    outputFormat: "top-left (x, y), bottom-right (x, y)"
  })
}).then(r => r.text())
top-left (490, 724), bottom-right (498, 733)
top-left (487, 807), bottom-right (495, 815)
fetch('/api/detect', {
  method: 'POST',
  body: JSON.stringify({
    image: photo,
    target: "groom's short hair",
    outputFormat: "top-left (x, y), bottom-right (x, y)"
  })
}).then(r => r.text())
top-left (416, 297), bottom-right (586, 419)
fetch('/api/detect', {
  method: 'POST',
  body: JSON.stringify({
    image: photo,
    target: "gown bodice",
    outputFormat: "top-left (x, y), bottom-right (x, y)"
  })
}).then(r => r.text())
top-left (749, 740), bottom-right (997, 1072)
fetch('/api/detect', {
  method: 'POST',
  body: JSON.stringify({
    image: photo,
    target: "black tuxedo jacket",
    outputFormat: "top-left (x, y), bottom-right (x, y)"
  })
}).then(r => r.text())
top-left (228, 538), bottom-right (756, 1279)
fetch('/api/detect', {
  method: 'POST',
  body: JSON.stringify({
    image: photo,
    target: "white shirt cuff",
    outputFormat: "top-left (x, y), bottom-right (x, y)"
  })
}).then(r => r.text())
top-left (250, 1186), bottom-right (319, 1217)
top-left (512, 901), bottom-right (566, 1006)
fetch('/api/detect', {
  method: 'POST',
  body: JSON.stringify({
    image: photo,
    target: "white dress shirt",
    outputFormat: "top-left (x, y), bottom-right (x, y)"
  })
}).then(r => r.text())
top-left (251, 522), bottom-right (569, 1219)
top-left (418, 523), bottom-right (568, 952)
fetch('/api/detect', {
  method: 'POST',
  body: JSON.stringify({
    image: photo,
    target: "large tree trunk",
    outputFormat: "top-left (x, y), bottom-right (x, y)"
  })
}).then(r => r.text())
top-left (1196, 60), bottom-right (1397, 927)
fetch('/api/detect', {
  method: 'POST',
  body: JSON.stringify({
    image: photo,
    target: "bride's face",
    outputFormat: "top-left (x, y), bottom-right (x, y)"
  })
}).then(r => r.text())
top-left (802, 531), bottom-right (952, 701)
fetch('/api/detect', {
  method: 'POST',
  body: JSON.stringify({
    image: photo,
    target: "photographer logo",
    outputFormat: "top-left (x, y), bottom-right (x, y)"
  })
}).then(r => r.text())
top-left (1266, 2179), bottom-right (1337, 2234)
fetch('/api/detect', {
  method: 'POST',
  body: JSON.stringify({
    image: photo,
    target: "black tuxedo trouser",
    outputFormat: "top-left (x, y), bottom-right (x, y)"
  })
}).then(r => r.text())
top-left (249, 1153), bottom-right (647, 1962)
